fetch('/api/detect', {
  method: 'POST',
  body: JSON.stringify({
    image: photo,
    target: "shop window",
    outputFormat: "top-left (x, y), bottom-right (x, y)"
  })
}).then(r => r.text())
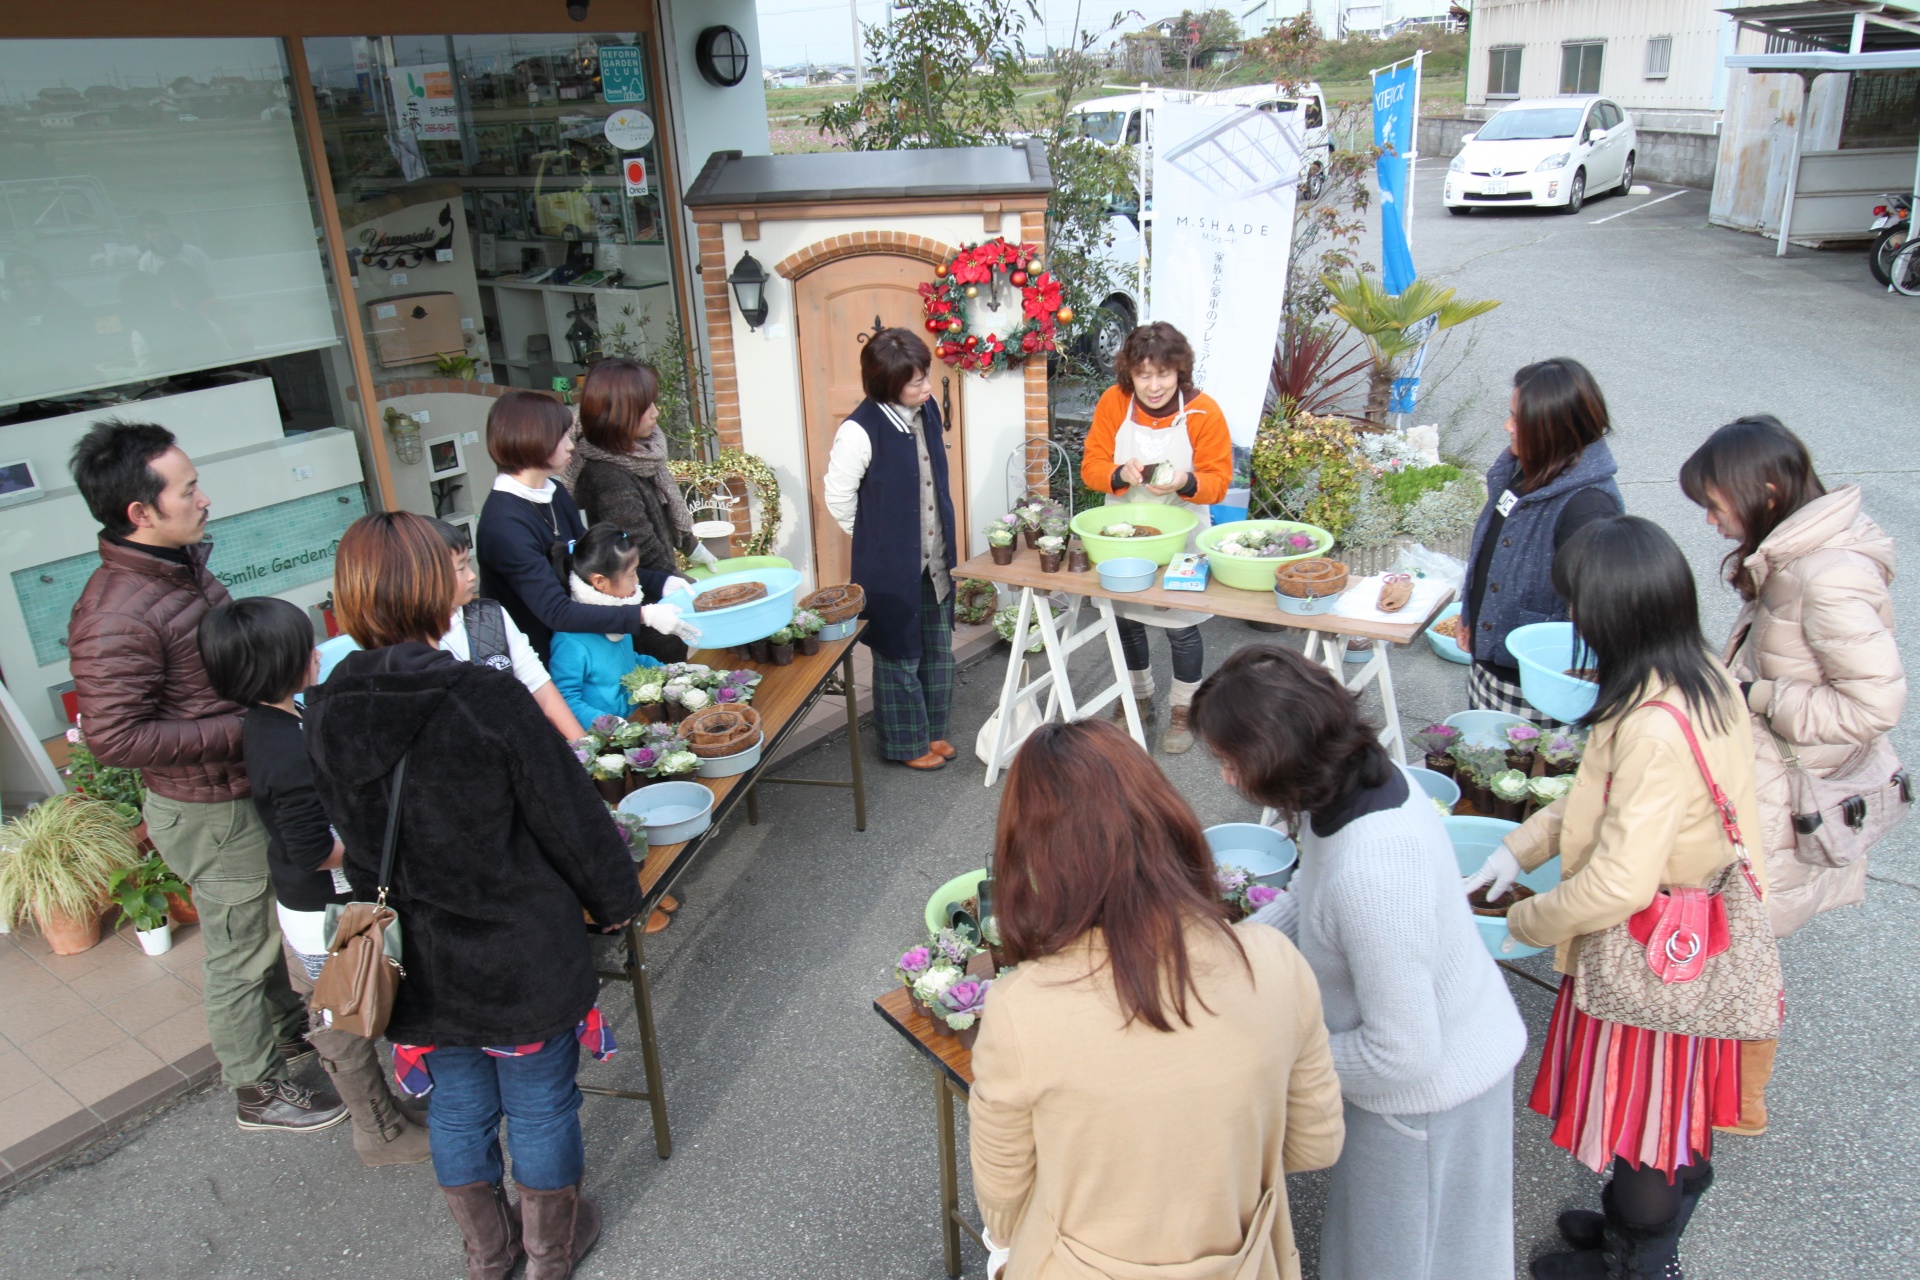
top-left (302, 35), bottom-right (683, 399)
top-left (1645, 37), bottom-right (1672, 80)
top-left (1840, 70), bottom-right (1920, 150)
top-left (1487, 47), bottom-right (1522, 98)
top-left (1560, 42), bottom-right (1604, 96)
top-left (0, 38), bottom-right (366, 442)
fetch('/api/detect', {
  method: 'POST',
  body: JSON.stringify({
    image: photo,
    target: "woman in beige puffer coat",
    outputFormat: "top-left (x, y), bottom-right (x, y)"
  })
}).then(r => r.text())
top-left (1682, 415), bottom-right (1906, 1135)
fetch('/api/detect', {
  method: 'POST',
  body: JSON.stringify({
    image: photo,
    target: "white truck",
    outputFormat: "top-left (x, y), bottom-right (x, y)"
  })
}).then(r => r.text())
top-left (1066, 83), bottom-right (1331, 365)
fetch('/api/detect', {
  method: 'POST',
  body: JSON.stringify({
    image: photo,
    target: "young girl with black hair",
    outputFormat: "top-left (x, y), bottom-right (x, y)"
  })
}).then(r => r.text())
top-left (549, 522), bottom-right (665, 728)
top-left (1463, 515), bottom-right (1776, 1280)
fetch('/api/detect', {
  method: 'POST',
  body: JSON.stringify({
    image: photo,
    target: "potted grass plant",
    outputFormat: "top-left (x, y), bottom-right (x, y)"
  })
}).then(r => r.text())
top-left (108, 854), bottom-right (189, 956)
top-left (0, 795), bottom-right (144, 955)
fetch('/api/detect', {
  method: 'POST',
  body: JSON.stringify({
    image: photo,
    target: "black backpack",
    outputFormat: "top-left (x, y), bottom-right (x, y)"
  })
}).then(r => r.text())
top-left (462, 599), bottom-right (513, 672)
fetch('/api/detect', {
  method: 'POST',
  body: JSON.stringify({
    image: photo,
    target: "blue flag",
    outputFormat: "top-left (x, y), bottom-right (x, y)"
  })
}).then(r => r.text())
top-left (1373, 61), bottom-right (1418, 296)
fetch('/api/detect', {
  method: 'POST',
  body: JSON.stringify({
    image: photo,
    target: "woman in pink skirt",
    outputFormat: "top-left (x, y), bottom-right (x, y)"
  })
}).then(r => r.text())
top-left (1463, 515), bottom-right (1771, 1280)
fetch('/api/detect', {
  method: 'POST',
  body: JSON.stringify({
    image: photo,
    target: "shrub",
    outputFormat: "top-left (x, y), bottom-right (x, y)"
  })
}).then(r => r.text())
top-left (1248, 411), bottom-right (1362, 537)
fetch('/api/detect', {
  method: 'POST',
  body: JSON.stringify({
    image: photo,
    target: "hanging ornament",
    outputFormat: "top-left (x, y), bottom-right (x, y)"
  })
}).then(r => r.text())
top-left (1009, 270), bottom-right (1028, 287)
top-left (1028, 259), bottom-right (1043, 273)
top-left (947, 319), bottom-right (964, 333)
top-left (934, 263), bottom-right (949, 278)
top-left (965, 284), bottom-right (979, 298)
top-left (925, 318), bottom-right (943, 333)
top-left (1056, 305), bottom-right (1074, 324)
top-left (963, 335), bottom-right (979, 350)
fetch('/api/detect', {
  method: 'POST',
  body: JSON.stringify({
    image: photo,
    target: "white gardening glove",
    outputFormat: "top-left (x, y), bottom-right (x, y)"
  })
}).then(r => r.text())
top-left (664, 575), bottom-right (698, 597)
top-left (1462, 848), bottom-right (1522, 905)
top-left (982, 1226), bottom-right (1011, 1280)
top-left (691, 543), bottom-right (720, 567)
top-left (641, 602), bottom-right (704, 647)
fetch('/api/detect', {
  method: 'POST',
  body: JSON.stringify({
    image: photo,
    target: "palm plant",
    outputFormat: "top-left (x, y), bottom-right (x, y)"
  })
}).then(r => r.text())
top-left (1322, 272), bottom-right (1500, 425)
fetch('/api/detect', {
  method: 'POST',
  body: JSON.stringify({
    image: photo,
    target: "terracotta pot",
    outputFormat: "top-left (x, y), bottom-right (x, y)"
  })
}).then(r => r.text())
top-left (35, 904), bottom-right (102, 955)
top-left (1067, 545), bottom-right (1091, 573)
top-left (165, 890), bottom-right (199, 926)
top-left (956, 1021), bottom-right (980, 1051)
top-left (990, 544), bottom-right (1014, 565)
top-left (1424, 754), bottom-right (1456, 779)
top-left (595, 776), bottom-right (627, 805)
top-left (131, 821), bottom-right (157, 857)
top-left (797, 636), bottom-right (821, 656)
top-left (770, 643), bottom-right (794, 666)
top-left (1038, 550), bottom-right (1063, 573)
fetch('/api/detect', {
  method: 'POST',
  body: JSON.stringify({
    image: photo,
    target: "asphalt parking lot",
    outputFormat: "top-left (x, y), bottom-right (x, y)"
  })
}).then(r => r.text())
top-left (1, 177), bottom-right (1914, 1279)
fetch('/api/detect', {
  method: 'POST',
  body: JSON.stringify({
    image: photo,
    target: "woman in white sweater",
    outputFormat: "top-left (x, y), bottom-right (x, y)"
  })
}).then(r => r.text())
top-left (1191, 644), bottom-right (1527, 1280)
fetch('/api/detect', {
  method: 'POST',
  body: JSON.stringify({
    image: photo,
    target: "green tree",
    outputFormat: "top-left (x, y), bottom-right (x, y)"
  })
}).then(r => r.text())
top-left (1323, 272), bottom-right (1500, 424)
top-left (814, 0), bottom-right (1037, 150)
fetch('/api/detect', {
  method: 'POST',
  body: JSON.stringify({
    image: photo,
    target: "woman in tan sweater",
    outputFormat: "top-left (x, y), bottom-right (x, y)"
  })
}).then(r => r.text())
top-left (1464, 516), bottom-right (1776, 1280)
top-left (969, 719), bottom-right (1344, 1280)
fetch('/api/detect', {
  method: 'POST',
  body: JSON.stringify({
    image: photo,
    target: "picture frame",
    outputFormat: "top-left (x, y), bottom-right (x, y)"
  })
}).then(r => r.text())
top-left (446, 512), bottom-right (479, 545)
top-left (425, 434), bottom-right (467, 481)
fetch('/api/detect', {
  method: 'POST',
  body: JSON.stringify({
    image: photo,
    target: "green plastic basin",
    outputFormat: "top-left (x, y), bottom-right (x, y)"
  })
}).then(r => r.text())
top-left (684, 555), bottom-right (793, 582)
top-left (924, 868), bottom-right (988, 936)
top-left (1069, 503), bottom-right (1199, 566)
top-left (1196, 520), bottom-right (1335, 592)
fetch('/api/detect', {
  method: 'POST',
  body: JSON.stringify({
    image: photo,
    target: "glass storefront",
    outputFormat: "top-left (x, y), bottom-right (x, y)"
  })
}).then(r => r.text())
top-left (302, 34), bottom-right (683, 394)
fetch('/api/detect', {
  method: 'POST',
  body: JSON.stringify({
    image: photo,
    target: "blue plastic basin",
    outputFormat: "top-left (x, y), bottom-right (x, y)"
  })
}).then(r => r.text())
top-left (618, 781), bottom-right (715, 846)
top-left (1444, 709), bottom-right (1531, 749)
top-left (1506, 621), bottom-right (1598, 723)
top-left (660, 568), bottom-right (801, 649)
top-left (1444, 815), bottom-right (1561, 959)
top-left (817, 618), bottom-right (859, 641)
top-left (1097, 556), bottom-right (1158, 592)
top-left (1425, 603), bottom-right (1471, 665)
top-left (1407, 766), bottom-right (1461, 812)
top-left (1204, 822), bottom-right (1298, 888)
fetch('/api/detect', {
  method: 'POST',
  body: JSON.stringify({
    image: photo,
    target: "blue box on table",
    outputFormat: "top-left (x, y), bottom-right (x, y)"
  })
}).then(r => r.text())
top-left (1163, 554), bottom-right (1209, 592)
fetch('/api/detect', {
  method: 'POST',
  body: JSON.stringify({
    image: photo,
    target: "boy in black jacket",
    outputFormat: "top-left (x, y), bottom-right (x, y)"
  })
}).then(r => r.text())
top-left (199, 597), bottom-right (429, 1167)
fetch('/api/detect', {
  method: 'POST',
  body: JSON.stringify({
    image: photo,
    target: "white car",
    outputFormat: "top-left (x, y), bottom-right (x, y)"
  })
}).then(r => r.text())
top-left (1444, 95), bottom-right (1636, 216)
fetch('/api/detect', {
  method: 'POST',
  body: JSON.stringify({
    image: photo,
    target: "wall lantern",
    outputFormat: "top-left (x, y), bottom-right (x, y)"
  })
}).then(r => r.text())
top-left (728, 252), bottom-right (770, 330)
top-left (564, 305), bottom-right (599, 365)
top-left (695, 26), bottom-right (751, 88)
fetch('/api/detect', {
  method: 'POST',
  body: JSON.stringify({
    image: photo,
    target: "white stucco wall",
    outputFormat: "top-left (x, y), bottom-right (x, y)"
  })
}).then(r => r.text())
top-left (712, 211), bottom-right (1033, 589)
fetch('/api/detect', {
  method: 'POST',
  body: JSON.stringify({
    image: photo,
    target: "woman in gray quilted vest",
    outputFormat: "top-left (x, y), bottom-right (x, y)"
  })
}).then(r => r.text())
top-left (1461, 358), bottom-right (1624, 724)
top-left (1681, 416), bottom-right (1906, 1136)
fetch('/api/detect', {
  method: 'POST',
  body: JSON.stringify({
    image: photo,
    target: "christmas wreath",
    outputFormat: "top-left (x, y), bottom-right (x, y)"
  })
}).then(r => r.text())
top-left (919, 238), bottom-right (1072, 376)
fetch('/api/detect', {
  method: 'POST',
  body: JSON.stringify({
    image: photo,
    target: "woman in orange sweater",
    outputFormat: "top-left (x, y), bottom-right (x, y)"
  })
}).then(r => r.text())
top-left (1081, 322), bottom-right (1234, 754)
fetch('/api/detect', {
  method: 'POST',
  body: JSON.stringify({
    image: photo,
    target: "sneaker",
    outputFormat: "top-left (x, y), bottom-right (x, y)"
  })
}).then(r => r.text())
top-left (236, 1079), bottom-right (350, 1133)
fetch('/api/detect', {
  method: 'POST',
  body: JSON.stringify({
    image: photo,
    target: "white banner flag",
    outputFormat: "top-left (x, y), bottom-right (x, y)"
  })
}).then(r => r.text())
top-left (1149, 103), bottom-right (1302, 447)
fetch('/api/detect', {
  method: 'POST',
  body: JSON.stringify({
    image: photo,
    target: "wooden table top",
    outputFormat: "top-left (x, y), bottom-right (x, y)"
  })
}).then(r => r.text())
top-left (629, 625), bottom-right (864, 902)
top-left (874, 986), bottom-right (974, 1093)
top-left (956, 548), bottom-right (1451, 645)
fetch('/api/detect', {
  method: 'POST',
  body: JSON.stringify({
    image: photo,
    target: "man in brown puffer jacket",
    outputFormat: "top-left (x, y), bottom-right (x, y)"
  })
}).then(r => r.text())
top-left (66, 421), bottom-right (344, 1135)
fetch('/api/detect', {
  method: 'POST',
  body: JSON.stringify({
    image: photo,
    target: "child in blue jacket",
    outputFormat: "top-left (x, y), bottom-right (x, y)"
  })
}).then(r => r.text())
top-left (550, 522), bottom-right (664, 725)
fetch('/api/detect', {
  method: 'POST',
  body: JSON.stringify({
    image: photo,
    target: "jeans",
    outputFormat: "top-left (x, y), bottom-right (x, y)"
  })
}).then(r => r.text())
top-left (143, 794), bottom-right (303, 1090)
top-left (1115, 619), bottom-right (1205, 684)
top-left (427, 1034), bottom-right (585, 1191)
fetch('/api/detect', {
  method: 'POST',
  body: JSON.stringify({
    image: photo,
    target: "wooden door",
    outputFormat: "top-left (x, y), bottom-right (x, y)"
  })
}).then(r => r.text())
top-left (795, 254), bottom-right (967, 590)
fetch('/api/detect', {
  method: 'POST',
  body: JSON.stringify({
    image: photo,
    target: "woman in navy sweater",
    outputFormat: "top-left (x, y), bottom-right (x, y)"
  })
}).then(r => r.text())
top-left (475, 391), bottom-right (697, 663)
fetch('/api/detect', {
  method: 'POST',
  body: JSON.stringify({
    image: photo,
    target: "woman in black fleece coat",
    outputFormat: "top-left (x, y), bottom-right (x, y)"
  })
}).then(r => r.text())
top-left (307, 512), bottom-right (642, 1278)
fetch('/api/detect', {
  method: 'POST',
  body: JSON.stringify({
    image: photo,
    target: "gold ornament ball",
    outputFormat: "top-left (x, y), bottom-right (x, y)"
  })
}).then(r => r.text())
top-left (1028, 259), bottom-right (1043, 273)
top-left (1056, 305), bottom-right (1075, 324)
top-left (947, 319), bottom-right (964, 333)
top-left (964, 285), bottom-right (979, 298)
top-left (934, 263), bottom-right (949, 278)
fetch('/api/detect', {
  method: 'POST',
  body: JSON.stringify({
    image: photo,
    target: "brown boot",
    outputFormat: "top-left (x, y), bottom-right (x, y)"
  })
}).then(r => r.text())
top-left (442, 1181), bottom-right (524, 1280)
top-left (1163, 680), bottom-right (1201, 754)
top-left (316, 1040), bottom-right (432, 1166)
top-left (1716, 1038), bottom-right (1776, 1136)
top-left (517, 1181), bottom-right (603, 1280)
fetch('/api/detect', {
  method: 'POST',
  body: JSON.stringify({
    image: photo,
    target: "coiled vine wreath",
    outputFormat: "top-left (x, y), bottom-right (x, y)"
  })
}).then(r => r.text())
top-left (918, 237), bottom-right (1071, 375)
top-left (671, 448), bottom-right (782, 559)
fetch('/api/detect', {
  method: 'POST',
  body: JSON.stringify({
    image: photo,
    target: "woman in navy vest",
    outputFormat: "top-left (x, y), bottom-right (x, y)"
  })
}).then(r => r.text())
top-left (823, 328), bottom-right (958, 771)
top-left (1461, 358), bottom-right (1623, 724)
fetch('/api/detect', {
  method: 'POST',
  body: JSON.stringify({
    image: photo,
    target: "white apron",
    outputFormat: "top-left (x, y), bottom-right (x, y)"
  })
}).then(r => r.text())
top-left (1106, 393), bottom-right (1210, 629)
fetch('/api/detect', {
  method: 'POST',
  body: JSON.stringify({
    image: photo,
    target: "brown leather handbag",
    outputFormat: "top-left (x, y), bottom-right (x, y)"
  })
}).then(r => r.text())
top-left (312, 755), bottom-right (408, 1040)
top-left (1573, 704), bottom-right (1783, 1042)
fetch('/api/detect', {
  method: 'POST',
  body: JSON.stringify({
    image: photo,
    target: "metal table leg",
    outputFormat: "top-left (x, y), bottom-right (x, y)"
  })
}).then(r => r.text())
top-left (936, 1071), bottom-right (962, 1278)
top-left (843, 647), bottom-right (867, 831)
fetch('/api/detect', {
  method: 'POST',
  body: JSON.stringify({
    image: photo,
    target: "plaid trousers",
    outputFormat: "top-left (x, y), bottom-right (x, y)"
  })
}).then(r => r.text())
top-left (1467, 661), bottom-right (1568, 730)
top-left (871, 573), bottom-right (955, 760)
